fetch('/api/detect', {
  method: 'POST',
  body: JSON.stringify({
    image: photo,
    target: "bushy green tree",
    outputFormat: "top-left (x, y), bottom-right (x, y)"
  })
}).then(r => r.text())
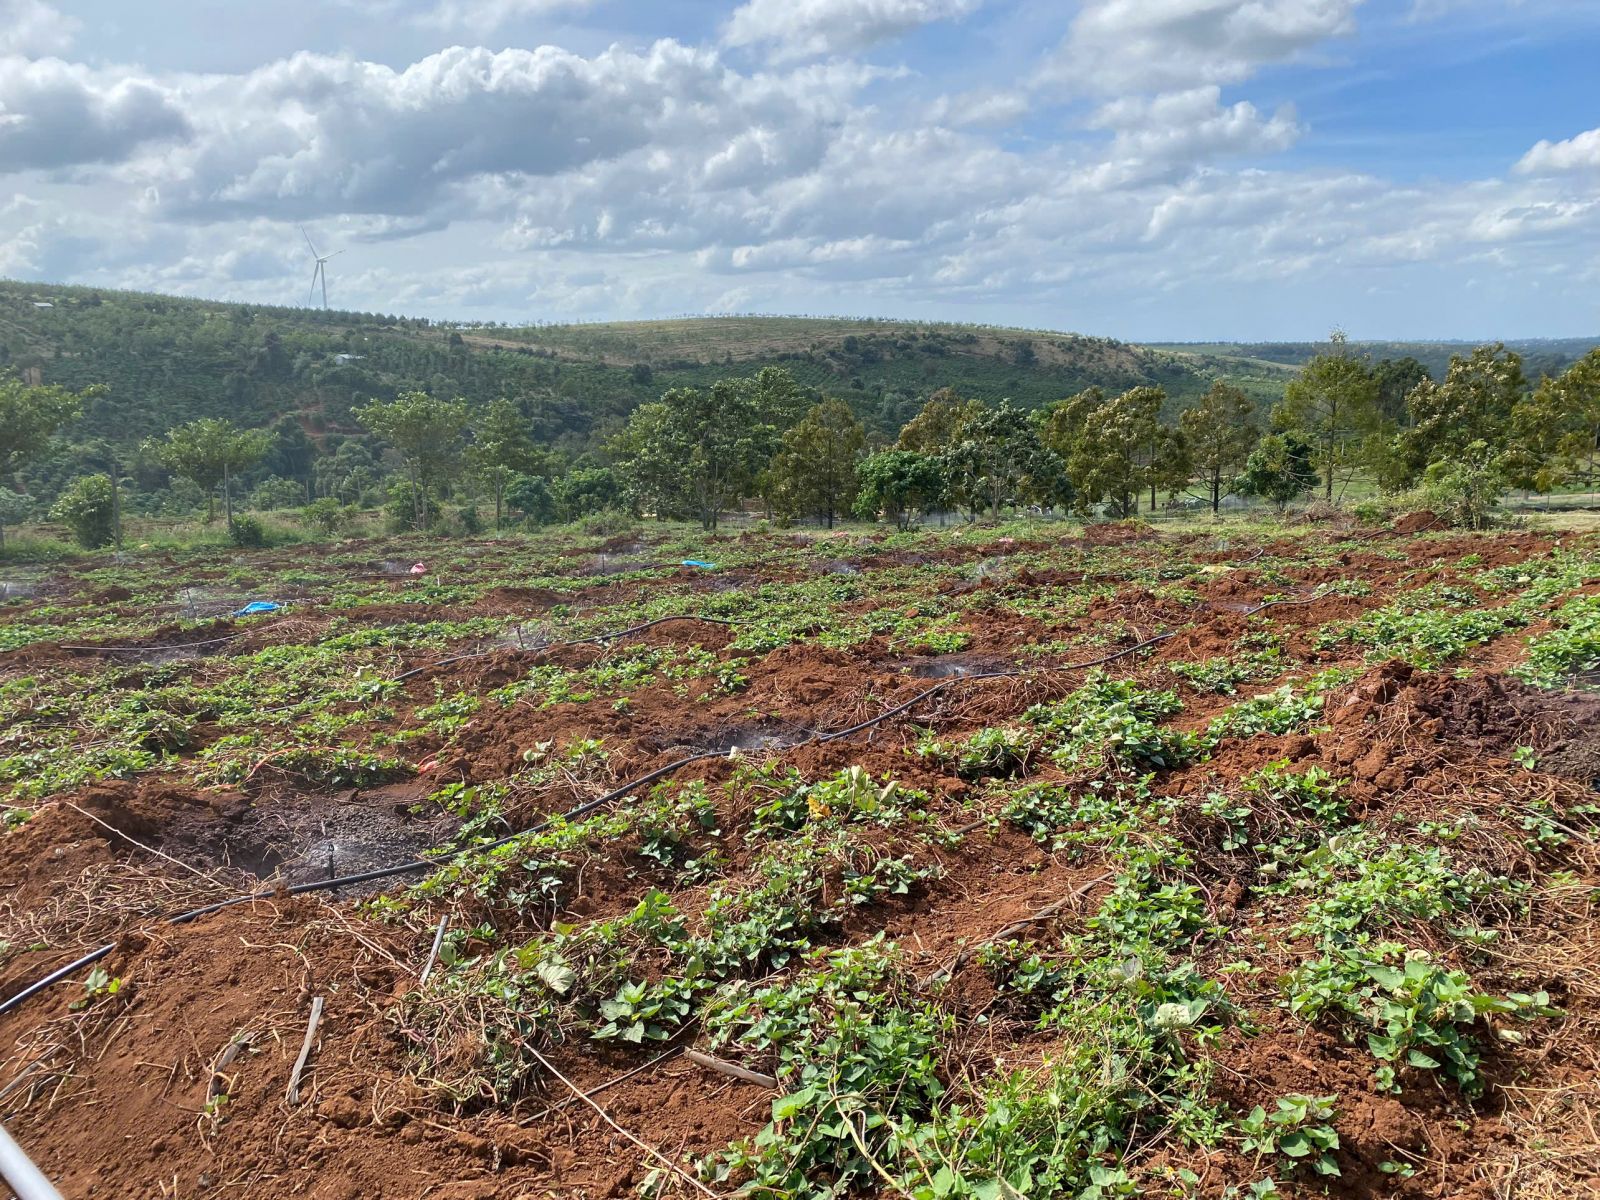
top-left (301, 496), bottom-right (352, 536)
top-left (314, 440), bottom-right (381, 504)
top-left (853, 450), bottom-right (945, 530)
top-left (1043, 386), bottom-right (1185, 518)
top-left (553, 467), bottom-right (621, 520)
top-left (50, 474), bottom-right (116, 548)
top-left (1179, 382), bottom-right (1257, 514)
top-left (250, 476), bottom-right (307, 510)
top-left (505, 473), bottom-right (556, 524)
top-left (0, 489), bottom-right (34, 548)
top-left (896, 388), bottom-right (979, 454)
top-left (1, 375), bottom-right (85, 486)
top-left (610, 368), bottom-right (802, 529)
top-left (1275, 333), bottom-right (1381, 500)
top-left (768, 398), bottom-right (865, 528)
top-left (355, 391), bottom-right (468, 530)
top-left (939, 400), bottom-right (1060, 521)
top-left (148, 418), bottom-right (274, 524)
top-left (1372, 357), bottom-right (1430, 424)
top-left (1506, 349), bottom-right (1600, 493)
top-left (468, 397), bottom-right (543, 528)
top-left (609, 401), bottom-right (691, 519)
top-left (1401, 343), bottom-right (1527, 485)
top-left (1237, 432), bottom-right (1319, 511)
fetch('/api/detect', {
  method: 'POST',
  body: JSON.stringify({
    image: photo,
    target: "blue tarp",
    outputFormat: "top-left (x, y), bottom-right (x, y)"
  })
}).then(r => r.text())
top-left (233, 601), bottom-right (280, 616)
top-left (681, 559), bottom-right (717, 569)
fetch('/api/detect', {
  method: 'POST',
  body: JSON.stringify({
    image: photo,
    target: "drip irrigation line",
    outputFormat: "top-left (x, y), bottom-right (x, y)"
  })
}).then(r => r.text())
top-left (390, 615), bottom-right (740, 683)
top-left (56, 634), bottom-right (241, 654)
top-left (3, 554), bottom-right (1314, 1018)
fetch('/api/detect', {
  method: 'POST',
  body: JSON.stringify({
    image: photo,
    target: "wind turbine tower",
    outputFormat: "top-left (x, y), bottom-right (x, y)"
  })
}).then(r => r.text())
top-left (301, 227), bottom-right (343, 309)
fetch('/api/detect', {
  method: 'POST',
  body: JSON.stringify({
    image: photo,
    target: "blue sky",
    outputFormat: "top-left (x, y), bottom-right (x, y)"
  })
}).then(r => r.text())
top-left (1, 0), bottom-right (1597, 340)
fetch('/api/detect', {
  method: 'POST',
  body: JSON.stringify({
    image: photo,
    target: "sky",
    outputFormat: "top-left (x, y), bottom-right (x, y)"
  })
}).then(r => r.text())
top-left (1, 0), bottom-right (1597, 341)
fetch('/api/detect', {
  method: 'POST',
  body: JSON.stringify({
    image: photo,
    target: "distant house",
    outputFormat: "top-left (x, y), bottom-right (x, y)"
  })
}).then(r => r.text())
top-left (333, 353), bottom-right (365, 363)
top-left (32, 301), bottom-right (53, 308)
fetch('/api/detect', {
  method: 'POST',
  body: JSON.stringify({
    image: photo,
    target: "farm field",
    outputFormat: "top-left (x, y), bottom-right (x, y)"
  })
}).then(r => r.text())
top-left (2, 520), bottom-right (1600, 1199)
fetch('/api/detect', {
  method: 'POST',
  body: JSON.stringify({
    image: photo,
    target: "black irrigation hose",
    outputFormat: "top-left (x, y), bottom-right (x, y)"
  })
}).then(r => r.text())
top-left (56, 634), bottom-right (242, 655)
top-left (391, 615), bottom-right (741, 683)
top-left (4, 557), bottom-right (1314, 1018)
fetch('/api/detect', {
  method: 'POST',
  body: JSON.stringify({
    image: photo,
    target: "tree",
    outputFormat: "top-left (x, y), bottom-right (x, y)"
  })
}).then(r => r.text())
top-left (854, 451), bottom-right (945, 530)
top-left (897, 388), bottom-right (979, 454)
top-left (553, 467), bottom-right (621, 520)
top-left (315, 440), bottom-right (381, 504)
top-left (609, 401), bottom-right (691, 519)
top-left (263, 415), bottom-right (316, 491)
top-left (939, 400), bottom-right (1056, 521)
top-left (468, 397), bottom-right (543, 528)
top-left (0, 489), bottom-right (33, 549)
top-left (505, 473), bottom-right (557, 524)
top-left (1275, 333), bottom-right (1380, 500)
top-left (1402, 343), bottom-right (1527, 482)
top-left (147, 418), bottom-right (274, 525)
top-left (1372, 357), bottom-right (1430, 424)
top-left (1237, 433), bottom-right (1318, 511)
top-left (1042, 386), bottom-right (1183, 518)
top-left (1179, 382), bottom-right (1258, 514)
top-left (1418, 441), bottom-right (1506, 530)
top-left (354, 392), bottom-right (468, 530)
top-left (50, 474), bottom-right (116, 548)
top-left (767, 399), bottom-right (865, 527)
top-left (301, 496), bottom-right (351, 537)
top-left (1, 376), bottom-right (86, 504)
top-left (1507, 349), bottom-right (1600, 492)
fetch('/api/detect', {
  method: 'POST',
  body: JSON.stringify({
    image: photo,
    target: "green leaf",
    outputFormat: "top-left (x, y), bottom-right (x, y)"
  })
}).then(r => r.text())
top-left (772, 1087), bottom-right (816, 1121)
top-left (1277, 1132), bottom-right (1311, 1158)
top-left (1366, 964), bottom-right (1403, 990)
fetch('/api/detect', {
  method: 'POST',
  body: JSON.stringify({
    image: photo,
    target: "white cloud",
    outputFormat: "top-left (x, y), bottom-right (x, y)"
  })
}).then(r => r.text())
top-left (1, 0), bottom-right (1596, 336)
top-left (132, 42), bottom-right (859, 223)
top-left (0, 56), bottom-right (190, 171)
top-left (1044, 0), bottom-right (1363, 93)
top-left (0, 0), bottom-right (78, 56)
top-left (724, 0), bottom-right (982, 61)
top-left (1090, 86), bottom-right (1302, 170)
top-left (1516, 127), bottom-right (1600, 175)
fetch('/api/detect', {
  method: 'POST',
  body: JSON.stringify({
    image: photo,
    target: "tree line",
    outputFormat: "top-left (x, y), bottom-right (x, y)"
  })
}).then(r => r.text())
top-left (3, 334), bottom-right (1599, 549)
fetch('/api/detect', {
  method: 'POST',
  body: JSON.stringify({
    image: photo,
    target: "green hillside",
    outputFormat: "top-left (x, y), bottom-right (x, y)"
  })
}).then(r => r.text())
top-left (8, 277), bottom-right (1590, 514)
top-left (0, 280), bottom-right (1272, 502)
top-left (1149, 339), bottom-right (1600, 381)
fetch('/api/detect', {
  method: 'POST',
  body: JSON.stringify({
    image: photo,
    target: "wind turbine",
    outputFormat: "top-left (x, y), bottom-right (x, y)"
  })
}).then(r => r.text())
top-left (301, 226), bottom-right (343, 309)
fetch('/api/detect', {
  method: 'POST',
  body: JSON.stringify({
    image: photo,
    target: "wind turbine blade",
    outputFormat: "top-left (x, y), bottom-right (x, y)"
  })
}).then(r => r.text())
top-left (302, 226), bottom-right (320, 257)
top-left (325, 249), bottom-right (345, 260)
top-left (310, 263), bottom-right (321, 306)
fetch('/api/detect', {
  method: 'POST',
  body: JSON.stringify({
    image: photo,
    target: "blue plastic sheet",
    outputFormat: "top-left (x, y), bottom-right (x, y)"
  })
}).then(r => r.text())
top-left (233, 601), bottom-right (280, 616)
top-left (681, 559), bottom-right (717, 569)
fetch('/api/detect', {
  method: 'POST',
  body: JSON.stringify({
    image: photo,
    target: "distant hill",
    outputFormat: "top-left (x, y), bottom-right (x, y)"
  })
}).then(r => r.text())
top-left (1149, 339), bottom-right (1600, 382)
top-left (0, 282), bottom-right (1268, 453)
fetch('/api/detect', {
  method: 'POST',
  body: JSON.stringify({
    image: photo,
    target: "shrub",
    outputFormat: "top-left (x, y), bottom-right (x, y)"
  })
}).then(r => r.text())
top-left (301, 496), bottom-right (349, 536)
top-left (1418, 444), bottom-right (1505, 530)
top-left (249, 475), bottom-right (306, 510)
top-left (49, 474), bottom-right (116, 548)
top-left (574, 510), bottom-right (638, 537)
top-left (383, 479), bottom-right (440, 532)
top-left (228, 514), bottom-right (268, 547)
